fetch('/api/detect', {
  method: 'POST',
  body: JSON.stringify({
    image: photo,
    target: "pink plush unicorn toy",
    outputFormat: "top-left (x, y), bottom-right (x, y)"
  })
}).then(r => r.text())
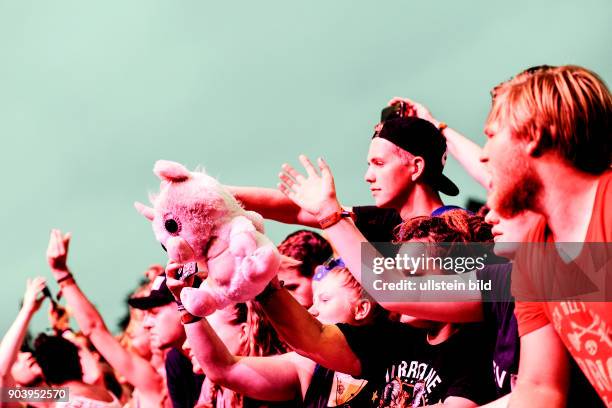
top-left (135, 160), bottom-right (282, 317)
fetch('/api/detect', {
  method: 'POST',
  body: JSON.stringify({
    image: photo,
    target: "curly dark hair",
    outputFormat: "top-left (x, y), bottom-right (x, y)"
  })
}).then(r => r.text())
top-left (394, 209), bottom-right (493, 244)
top-left (393, 210), bottom-right (494, 263)
top-left (33, 334), bottom-right (83, 385)
top-left (277, 230), bottom-right (333, 278)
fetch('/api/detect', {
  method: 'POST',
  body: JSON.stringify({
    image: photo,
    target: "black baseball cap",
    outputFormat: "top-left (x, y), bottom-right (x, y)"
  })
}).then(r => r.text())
top-left (373, 117), bottom-right (460, 196)
top-left (128, 276), bottom-right (174, 310)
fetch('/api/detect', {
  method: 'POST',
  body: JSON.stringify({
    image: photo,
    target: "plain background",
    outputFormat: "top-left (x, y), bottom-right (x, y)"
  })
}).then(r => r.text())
top-left (1, 0), bottom-right (610, 335)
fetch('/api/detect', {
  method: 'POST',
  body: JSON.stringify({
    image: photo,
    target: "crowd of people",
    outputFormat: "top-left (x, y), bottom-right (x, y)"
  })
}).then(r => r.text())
top-left (1, 64), bottom-right (610, 407)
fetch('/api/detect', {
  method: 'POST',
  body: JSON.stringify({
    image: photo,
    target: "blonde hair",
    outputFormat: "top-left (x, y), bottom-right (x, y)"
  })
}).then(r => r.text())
top-left (326, 266), bottom-right (390, 323)
top-left (486, 65), bottom-right (612, 173)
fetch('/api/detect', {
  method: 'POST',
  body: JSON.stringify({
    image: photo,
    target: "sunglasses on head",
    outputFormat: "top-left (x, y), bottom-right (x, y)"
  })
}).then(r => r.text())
top-left (374, 101), bottom-right (411, 138)
top-left (313, 257), bottom-right (345, 281)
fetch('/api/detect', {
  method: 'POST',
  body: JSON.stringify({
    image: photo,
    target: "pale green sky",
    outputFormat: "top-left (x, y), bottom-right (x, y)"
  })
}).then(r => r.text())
top-left (1, 0), bottom-right (610, 335)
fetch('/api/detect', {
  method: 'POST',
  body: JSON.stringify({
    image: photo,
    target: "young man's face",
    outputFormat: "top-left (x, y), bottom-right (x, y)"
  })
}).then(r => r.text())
top-left (364, 138), bottom-right (414, 210)
top-left (143, 304), bottom-right (185, 350)
top-left (485, 209), bottom-right (540, 258)
top-left (481, 121), bottom-right (542, 217)
top-left (182, 338), bottom-right (203, 375)
top-left (11, 352), bottom-right (43, 386)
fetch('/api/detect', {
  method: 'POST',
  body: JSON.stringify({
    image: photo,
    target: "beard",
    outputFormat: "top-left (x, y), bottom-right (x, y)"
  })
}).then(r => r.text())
top-left (488, 161), bottom-right (543, 218)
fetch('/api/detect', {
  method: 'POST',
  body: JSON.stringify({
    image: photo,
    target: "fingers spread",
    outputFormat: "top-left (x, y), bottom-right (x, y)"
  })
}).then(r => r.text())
top-left (318, 157), bottom-right (334, 180)
top-left (281, 163), bottom-right (304, 182)
top-left (278, 171), bottom-right (295, 187)
top-left (298, 155), bottom-right (318, 177)
top-left (278, 182), bottom-right (294, 198)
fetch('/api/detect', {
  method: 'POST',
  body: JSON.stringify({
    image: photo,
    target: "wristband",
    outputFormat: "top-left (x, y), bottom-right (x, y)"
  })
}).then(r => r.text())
top-left (180, 311), bottom-right (202, 324)
top-left (57, 273), bottom-right (75, 289)
top-left (318, 210), bottom-right (355, 229)
top-left (56, 272), bottom-right (73, 284)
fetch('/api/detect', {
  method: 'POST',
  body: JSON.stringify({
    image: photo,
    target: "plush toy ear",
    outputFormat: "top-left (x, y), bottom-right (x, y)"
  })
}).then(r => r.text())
top-left (134, 202), bottom-right (155, 221)
top-left (154, 160), bottom-right (191, 182)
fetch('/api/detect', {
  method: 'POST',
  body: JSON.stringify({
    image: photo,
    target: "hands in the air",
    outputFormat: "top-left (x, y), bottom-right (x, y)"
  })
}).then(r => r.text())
top-left (46, 229), bottom-right (72, 280)
top-left (164, 261), bottom-right (196, 303)
top-left (387, 97), bottom-right (437, 126)
top-left (278, 154), bottom-right (342, 221)
top-left (22, 276), bottom-right (47, 314)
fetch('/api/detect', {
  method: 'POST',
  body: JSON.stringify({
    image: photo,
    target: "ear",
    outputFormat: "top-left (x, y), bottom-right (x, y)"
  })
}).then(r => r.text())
top-left (353, 299), bottom-right (372, 322)
top-left (410, 156), bottom-right (426, 182)
top-left (238, 323), bottom-right (249, 349)
top-left (525, 128), bottom-right (544, 157)
top-left (154, 160), bottom-right (191, 182)
top-left (134, 202), bottom-right (155, 221)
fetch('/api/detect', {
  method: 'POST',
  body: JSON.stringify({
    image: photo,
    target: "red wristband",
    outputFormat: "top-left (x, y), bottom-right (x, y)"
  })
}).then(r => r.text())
top-left (318, 210), bottom-right (355, 229)
top-left (180, 311), bottom-right (202, 325)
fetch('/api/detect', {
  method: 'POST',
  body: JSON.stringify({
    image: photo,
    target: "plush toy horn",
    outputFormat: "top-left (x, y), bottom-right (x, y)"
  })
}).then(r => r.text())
top-left (134, 202), bottom-right (155, 221)
top-left (154, 160), bottom-right (191, 182)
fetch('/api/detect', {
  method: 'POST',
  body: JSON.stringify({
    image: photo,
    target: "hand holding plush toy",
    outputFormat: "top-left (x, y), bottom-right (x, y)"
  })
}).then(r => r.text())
top-left (135, 160), bottom-right (282, 317)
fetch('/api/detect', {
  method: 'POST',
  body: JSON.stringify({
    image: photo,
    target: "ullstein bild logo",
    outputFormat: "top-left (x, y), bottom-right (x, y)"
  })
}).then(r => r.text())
top-left (361, 242), bottom-right (611, 303)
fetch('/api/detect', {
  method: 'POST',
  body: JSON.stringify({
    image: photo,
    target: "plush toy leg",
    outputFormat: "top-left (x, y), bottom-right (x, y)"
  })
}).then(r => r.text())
top-left (181, 281), bottom-right (227, 317)
top-left (236, 243), bottom-right (281, 284)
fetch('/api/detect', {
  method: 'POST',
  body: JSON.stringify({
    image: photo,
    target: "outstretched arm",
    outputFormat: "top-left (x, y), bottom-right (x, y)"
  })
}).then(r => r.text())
top-left (0, 277), bottom-right (46, 388)
top-left (166, 264), bottom-right (314, 401)
top-left (379, 301), bottom-right (483, 323)
top-left (46, 229), bottom-right (164, 402)
top-left (226, 185), bottom-right (320, 227)
top-left (256, 276), bottom-right (362, 377)
top-left (278, 155), bottom-right (368, 282)
top-left (508, 324), bottom-right (569, 408)
top-left (388, 97), bottom-right (491, 189)
top-left (279, 156), bottom-right (484, 323)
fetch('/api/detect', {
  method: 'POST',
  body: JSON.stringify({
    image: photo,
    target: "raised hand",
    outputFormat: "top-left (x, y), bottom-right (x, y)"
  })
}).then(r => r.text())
top-left (48, 302), bottom-right (70, 333)
top-left (165, 261), bottom-right (196, 302)
top-left (278, 155), bottom-right (342, 220)
top-left (46, 229), bottom-right (72, 275)
top-left (387, 97), bottom-right (436, 125)
top-left (22, 277), bottom-right (47, 314)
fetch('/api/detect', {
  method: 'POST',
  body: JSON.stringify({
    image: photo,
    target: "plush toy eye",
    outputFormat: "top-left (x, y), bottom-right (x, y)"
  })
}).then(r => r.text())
top-left (164, 218), bottom-right (181, 235)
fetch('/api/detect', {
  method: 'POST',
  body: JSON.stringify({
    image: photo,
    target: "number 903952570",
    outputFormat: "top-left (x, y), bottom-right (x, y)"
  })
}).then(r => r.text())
top-left (2, 387), bottom-right (69, 402)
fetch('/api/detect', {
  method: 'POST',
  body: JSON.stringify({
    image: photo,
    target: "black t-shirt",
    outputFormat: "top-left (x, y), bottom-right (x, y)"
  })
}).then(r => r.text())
top-left (477, 264), bottom-right (604, 406)
top-left (353, 205), bottom-right (465, 243)
top-left (335, 320), bottom-right (495, 406)
top-left (303, 364), bottom-right (377, 407)
top-left (477, 263), bottom-right (519, 397)
top-left (165, 347), bottom-right (204, 408)
top-left (353, 206), bottom-right (402, 243)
